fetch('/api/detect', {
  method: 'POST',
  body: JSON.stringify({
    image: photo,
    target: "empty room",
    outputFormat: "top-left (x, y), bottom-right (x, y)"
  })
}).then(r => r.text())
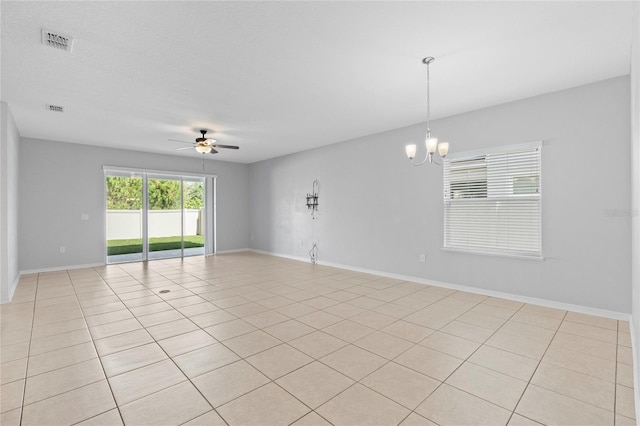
top-left (1, 1), bottom-right (639, 425)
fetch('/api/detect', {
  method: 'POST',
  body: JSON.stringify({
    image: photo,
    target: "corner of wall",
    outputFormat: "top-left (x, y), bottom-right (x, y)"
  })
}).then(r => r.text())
top-left (0, 274), bottom-right (19, 304)
top-left (629, 0), bottom-right (640, 416)
top-left (0, 101), bottom-right (21, 304)
top-left (0, 102), bottom-right (7, 302)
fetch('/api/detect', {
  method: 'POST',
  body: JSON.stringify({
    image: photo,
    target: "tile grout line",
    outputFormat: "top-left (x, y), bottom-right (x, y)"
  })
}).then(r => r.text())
top-left (504, 309), bottom-right (569, 425)
top-left (318, 291), bottom-right (544, 423)
top-left (151, 266), bottom-right (271, 426)
top-left (45, 264), bottom-right (412, 420)
top-left (160, 273), bottom-right (338, 424)
top-left (106, 260), bottom-right (322, 422)
top-left (9, 278), bottom-right (105, 409)
top-left (8, 255), bottom-right (630, 426)
top-left (127, 261), bottom-right (313, 424)
top-left (168, 283), bottom-right (523, 423)
top-left (91, 263), bottom-right (232, 426)
top-left (517, 315), bottom-right (623, 417)
top-left (66, 268), bottom-right (127, 426)
top-left (105, 260), bottom-right (636, 422)
top-left (393, 294), bottom-right (524, 425)
top-left (151, 265), bottom-right (435, 424)
top-left (17, 272), bottom-right (40, 425)
top-left (222, 266), bottom-right (502, 421)
top-left (300, 291), bottom-right (494, 425)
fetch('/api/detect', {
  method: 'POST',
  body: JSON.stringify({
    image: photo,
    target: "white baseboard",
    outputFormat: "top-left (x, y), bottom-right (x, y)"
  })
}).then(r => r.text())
top-left (630, 321), bottom-right (640, 423)
top-left (215, 248), bottom-right (251, 255)
top-left (249, 249), bottom-right (309, 263)
top-left (0, 274), bottom-right (20, 304)
top-left (20, 262), bottom-right (106, 275)
top-left (248, 249), bottom-right (630, 321)
top-left (18, 251), bottom-right (254, 275)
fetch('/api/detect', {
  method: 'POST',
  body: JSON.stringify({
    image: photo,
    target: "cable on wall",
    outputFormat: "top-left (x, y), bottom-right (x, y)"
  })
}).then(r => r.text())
top-left (309, 242), bottom-right (318, 264)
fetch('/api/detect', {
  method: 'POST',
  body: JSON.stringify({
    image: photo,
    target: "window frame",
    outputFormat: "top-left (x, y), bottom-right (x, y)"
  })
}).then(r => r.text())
top-left (442, 141), bottom-right (543, 260)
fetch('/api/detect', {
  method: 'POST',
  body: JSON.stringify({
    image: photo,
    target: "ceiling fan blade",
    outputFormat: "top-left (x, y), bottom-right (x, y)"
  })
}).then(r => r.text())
top-left (211, 144), bottom-right (239, 150)
top-left (169, 138), bottom-right (193, 144)
top-left (175, 146), bottom-right (194, 151)
top-left (209, 148), bottom-right (219, 154)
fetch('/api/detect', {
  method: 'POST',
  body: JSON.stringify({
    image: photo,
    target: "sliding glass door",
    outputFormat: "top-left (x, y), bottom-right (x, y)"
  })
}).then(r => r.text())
top-left (147, 175), bottom-right (183, 260)
top-left (106, 169), bottom-right (213, 264)
top-left (106, 172), bottom-right (145, 263)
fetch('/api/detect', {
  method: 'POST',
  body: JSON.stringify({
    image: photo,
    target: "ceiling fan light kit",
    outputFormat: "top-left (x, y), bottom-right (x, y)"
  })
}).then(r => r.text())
top-left (171, 129), bottom-right (239, 155)
top-left (195, 143), bottom-right (212, 154)
top-left (405, 57), bottom-right (451, 166)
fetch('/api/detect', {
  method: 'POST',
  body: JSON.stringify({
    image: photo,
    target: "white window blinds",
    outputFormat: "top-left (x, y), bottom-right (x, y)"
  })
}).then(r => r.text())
top-left (443, 142), bottom-right (542, 258)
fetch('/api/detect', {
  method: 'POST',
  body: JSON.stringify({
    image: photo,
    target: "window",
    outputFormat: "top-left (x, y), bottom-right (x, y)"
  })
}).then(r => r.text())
top-left (443, 142), bottom-right (542, 258)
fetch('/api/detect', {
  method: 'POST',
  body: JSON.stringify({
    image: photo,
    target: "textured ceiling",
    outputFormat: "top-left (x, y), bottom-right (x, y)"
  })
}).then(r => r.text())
top-left (1, 1), bottom-right (634, 164)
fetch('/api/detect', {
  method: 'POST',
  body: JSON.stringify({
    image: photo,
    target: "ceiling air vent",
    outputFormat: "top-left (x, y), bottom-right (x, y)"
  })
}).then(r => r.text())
top-left (41, 29), bottom-right (73, 53)
top-left (46, 104), bottom-right (64, 113)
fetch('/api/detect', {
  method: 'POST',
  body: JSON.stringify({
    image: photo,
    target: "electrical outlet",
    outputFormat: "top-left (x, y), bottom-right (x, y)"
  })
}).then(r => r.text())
top-left (60, 246), bottom-right (66, 253)
top-left (81, 213), bottom-right (89, 220)
top-left (419, 253), bottom-right (426, 263)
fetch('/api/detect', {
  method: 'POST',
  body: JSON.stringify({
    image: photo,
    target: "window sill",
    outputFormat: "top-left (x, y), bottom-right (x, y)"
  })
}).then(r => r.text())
top-left (441, 247), bottom-right (544, 261)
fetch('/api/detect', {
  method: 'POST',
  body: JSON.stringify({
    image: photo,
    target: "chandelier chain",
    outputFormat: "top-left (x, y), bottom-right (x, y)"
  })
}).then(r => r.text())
top-left (426, 59), bottom-right (431, 138)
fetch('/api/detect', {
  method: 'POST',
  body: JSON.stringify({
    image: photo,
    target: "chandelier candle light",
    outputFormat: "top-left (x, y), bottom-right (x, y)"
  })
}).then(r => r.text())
top-left (405, 57), bottom-right (450, 165)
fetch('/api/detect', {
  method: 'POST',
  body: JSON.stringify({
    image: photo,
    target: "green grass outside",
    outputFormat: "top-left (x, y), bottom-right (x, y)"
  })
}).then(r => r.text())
top-left (107, 235), bottom-right (204, 255)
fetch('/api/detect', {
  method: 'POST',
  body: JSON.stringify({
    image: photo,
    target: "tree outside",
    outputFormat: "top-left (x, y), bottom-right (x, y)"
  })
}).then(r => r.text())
top-left (106, 176), bottom-right (143, 209)
top-left (106, 177), bottom-right (204, 210)
top-left (183, 181), bottom-right (204, 209)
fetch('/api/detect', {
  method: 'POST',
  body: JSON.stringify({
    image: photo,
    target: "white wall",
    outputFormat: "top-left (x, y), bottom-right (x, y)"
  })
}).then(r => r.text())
top-left (1, 102), bottom-right (20, 302)
top-left (630, 0), bottom-right (640, 413)
top-left (18, 138), bottom-right (249, 271)
top-left (249, 76), bottom-right (632, 313)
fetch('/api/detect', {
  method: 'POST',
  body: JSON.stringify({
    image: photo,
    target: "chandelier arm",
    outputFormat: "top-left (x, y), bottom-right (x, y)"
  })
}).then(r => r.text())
top-left (410, 152), bottom-right (431, 166)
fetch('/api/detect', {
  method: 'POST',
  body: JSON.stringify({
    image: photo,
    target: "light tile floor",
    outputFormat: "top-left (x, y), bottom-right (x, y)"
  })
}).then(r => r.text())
top-left (0, 252), bottom-right (636, 425)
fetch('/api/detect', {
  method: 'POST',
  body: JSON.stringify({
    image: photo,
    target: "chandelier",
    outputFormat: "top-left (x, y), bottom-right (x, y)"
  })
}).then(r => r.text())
top-left (405, 57), bottom-right (450, 165)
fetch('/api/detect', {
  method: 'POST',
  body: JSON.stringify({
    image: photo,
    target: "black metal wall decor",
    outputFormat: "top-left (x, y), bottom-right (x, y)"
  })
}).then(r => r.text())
top-left (306, 179), bottom-right (319, 219)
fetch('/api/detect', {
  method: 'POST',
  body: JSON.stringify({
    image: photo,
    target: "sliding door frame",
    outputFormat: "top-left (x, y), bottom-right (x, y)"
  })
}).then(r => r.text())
top-left (205, 176), bottom-right (216, 255)
top-left (104, 166), bottom-right (217, 263)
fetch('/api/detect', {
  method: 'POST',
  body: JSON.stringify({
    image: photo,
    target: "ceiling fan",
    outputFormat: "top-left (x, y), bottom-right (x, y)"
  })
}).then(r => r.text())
top-left (171, 130), bottom-right (239, 154)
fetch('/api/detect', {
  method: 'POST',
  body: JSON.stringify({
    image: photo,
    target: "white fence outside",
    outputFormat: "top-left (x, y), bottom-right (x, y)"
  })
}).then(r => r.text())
top-left (107, 209), bottom-right (203, 240)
